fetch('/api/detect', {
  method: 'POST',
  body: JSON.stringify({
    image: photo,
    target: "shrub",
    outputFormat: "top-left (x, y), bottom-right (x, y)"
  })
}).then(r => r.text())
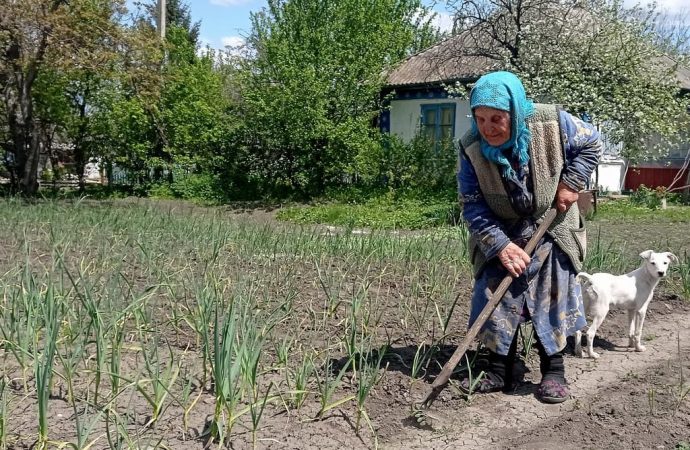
top-left (629, 184), bottom-right (663, 209)
top-left (357, 133), bottom-right (457, 197)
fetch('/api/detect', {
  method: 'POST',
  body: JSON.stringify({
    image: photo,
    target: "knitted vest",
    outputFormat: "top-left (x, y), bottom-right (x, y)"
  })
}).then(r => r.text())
top-left (461, 103), bottom-right (586, 277)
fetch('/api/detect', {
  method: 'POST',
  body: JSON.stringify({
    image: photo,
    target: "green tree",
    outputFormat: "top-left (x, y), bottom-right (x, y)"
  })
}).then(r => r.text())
top-left (84, 17), bottom-right (163, 187)
top-left (160, 26), bottom-right (230, 175)
top-left (235, 0), bottom-right (442, 197)
top-left (113, 1), bottom-right (229, 190)
top-left (0, 0), bottom-right (126, 194)
top-left (446, 0), bottom-right (690, 162)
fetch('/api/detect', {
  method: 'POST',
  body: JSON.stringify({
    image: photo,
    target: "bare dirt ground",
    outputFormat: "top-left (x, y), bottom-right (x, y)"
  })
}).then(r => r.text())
top-left (389, 293), bottom-right (690, 450)
top-left (242, 293), bottom-right (690, 450)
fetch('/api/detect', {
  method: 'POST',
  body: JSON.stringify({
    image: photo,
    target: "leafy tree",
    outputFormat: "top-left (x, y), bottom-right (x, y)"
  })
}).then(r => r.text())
top-left (446, 0), bottom-right (690, 163)
top-left (84, 17), bottom-right (163, 187)
top-left (160, 26), bottom-right (230, 175)
top-left (109, 1), bottom-right (229, 190)
top-left (235, 0), bottom-right (443, 197)
top-left (0, 0), bottom-right (126, 194)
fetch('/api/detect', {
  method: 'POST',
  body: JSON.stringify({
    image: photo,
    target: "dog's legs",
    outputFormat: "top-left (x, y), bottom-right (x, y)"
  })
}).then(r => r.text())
top-left (627, 309), bottom-right (636, 349)
top-left (574, 330), bottom-right (583, 357)
top-left (628, 308), bottom-right (647, 352)
top-left (585, 310), bottom-right (608, 359)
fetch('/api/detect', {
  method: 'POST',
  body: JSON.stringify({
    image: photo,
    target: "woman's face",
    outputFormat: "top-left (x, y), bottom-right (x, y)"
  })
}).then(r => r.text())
top-left (474, 106), bottom-right (511, 147)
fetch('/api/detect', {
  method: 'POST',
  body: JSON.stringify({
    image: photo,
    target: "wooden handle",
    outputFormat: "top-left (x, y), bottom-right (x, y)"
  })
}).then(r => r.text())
top-left (419, 208), bottom-right (558, 408)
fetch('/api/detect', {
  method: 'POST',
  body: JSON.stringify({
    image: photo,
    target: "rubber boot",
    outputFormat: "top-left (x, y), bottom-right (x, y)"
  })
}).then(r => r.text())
top-left (536, 341), bottom-right (566, 383)
top-left (535, 339), bottom-right (569, 403)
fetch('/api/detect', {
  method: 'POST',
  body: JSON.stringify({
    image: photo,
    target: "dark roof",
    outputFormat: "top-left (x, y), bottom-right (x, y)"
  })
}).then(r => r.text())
top-left (386, 36), bottom-right (690, 92)
top-left (669, 58), bottom-right (690, 91)
top-left (385, 33), bottom-right (496, 88)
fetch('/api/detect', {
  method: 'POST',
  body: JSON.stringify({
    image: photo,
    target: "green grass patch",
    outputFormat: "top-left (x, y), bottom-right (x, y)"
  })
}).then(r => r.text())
top-left (592, 199), bottom-right (690, 222)
top-left (277, 195), bottom-right (460, 229)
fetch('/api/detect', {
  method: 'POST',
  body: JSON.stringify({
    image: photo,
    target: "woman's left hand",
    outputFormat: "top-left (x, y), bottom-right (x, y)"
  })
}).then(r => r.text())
top-left (498, 243), bottom-right (530, 277)
top-left (556, 181), bottom-right (579, 212)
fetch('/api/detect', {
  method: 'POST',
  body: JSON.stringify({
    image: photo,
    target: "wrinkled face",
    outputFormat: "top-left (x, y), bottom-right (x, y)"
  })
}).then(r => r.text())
top-left (642, 251), bottom-right (678, 278)
top-left (474, 106), bottom-right (511, 147)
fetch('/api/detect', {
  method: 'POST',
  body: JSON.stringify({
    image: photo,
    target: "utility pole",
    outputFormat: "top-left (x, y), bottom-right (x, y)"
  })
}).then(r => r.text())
top-left (157, 0), bottom-right (166, 39)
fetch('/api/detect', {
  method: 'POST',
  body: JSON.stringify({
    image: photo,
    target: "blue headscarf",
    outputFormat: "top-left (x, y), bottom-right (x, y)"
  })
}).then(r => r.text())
top-left (470, 71), bottom-right (534, 179)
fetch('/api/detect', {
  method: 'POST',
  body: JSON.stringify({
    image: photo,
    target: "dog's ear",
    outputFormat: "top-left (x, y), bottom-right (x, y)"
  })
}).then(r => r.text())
top-left (639, 250), bottom-right (653, 260)
top-left (666, 252), bottom-right (679, 264)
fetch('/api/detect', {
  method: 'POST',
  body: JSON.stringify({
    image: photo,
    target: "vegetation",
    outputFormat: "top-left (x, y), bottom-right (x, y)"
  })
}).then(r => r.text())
top-left (2, 0), bottom-right (688, 203)
top-left (446, 0), bottom-right (690, 164)
top-left (278, 195), bottom-right (460, 229)
top-left (0, 198), bottom-right (469, 447)
top-left (231, 0), bottom-right (442, 197)
top-left (0, 197), bottom-right (687, 446)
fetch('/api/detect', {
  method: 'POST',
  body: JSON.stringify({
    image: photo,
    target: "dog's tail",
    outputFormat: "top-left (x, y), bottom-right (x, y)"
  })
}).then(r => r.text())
top-left (576, 272), bottom-right (597, 308)
top-left (576, 272), bottom-right (593, 285)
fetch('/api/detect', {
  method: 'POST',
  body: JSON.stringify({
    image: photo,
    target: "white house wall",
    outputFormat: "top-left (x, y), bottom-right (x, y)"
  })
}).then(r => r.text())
top-left (593, 160), bottom-right (626, 193)
top-left (389, 97), bottom-right (472, 144)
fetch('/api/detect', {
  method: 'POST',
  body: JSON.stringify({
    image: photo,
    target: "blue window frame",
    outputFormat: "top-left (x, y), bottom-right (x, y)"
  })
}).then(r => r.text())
top-left (420, 103), bottom-right (456, 148)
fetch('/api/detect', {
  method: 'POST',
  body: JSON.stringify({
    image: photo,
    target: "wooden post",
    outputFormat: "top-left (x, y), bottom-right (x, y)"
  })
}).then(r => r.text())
top-left (158, 0), bottom-right (166, 39)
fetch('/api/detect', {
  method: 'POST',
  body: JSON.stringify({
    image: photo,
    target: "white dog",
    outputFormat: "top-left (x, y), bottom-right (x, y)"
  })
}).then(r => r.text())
top-left (574, 250), bottom-right (678, 359)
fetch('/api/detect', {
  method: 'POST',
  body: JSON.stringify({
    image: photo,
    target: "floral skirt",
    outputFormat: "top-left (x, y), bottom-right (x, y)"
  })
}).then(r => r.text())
top-left (468, 236), bottom-right (586, 356)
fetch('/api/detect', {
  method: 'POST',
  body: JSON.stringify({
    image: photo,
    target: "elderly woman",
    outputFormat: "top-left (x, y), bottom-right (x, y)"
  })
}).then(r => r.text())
top-left (457, 71), bottom-right (602, 403)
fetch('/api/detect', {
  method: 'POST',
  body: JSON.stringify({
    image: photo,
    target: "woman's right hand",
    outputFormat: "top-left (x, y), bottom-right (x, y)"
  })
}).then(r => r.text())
top-left (498, 242), bottom-right (530, 277)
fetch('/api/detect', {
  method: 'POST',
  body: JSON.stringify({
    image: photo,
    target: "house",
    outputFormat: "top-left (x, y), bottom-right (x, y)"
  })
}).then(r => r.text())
top-left (382, 36), bottom-right (690, 193)
top-left (381, 34), bottom-right (488, 147)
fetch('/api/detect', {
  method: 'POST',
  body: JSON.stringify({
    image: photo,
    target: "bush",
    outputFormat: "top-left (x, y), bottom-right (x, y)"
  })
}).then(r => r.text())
top-left (629, 184), bottom-right (664, 209)
top-left (148, 172), bottom-right (227, 204)
top-left (354, 133), bottom-right (457, 198)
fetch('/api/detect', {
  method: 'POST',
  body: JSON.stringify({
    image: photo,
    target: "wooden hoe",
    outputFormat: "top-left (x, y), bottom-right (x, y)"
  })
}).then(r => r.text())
top-left (412, 207), bottom-right (558, 423)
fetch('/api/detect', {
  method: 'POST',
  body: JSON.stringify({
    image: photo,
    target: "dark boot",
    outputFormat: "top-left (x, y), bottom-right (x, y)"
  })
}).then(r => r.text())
top-left (459, 350), bottom-right (506, 394)
top-left (459, 332), bottom-right (518, 394)
top-left (536, 341), bottom-right (569, 403)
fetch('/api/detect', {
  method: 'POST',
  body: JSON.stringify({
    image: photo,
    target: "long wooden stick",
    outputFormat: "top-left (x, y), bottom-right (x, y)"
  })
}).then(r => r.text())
top-left (418, 207), bottom-right (558, 409)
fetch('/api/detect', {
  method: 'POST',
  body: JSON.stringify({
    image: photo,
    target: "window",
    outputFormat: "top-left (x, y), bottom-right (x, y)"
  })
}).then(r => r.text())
top-left (420, 103), bottom-right (456, 148)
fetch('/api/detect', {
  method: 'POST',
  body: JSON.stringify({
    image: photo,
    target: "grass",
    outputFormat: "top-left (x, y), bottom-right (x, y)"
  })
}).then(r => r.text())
top-left (277, 195), bottom-right (460, 229)
top-left (593, 198), bottom-right (690, 222)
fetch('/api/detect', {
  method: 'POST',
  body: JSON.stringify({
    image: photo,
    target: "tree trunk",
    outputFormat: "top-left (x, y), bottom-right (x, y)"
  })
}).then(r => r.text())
top-left (74, 95), bottom-right (89, 192)
top-left (2, 7), bottom-right (57, 196)
top-left (20, 126), bottom-right (41, 195)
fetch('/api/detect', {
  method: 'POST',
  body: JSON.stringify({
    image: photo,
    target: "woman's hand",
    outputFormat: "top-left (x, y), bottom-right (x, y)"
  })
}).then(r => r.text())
top-left (498, 242), bottom-right (530, 277)
top-left (556, 181), bottom-right (579, 212)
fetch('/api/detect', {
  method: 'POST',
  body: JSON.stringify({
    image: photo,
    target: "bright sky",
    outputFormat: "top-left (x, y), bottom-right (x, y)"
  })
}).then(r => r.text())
top-left (128, 0), bottom-right (686, 51)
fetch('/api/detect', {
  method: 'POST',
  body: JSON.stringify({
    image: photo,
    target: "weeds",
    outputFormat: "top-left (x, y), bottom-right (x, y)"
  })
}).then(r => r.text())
top-left (674, 250), bottom-right (690, 301)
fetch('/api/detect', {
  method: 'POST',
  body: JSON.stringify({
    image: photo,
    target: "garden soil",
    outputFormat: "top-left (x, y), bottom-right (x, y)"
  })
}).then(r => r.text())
top-left (2, 199), bottom-right (689, 449)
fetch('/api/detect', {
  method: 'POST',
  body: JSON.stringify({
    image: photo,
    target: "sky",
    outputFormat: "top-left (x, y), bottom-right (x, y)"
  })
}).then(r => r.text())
top-left (198, 0), bottom-right (455, 49)
top-left (132, 0), bottom-right (687, 51)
